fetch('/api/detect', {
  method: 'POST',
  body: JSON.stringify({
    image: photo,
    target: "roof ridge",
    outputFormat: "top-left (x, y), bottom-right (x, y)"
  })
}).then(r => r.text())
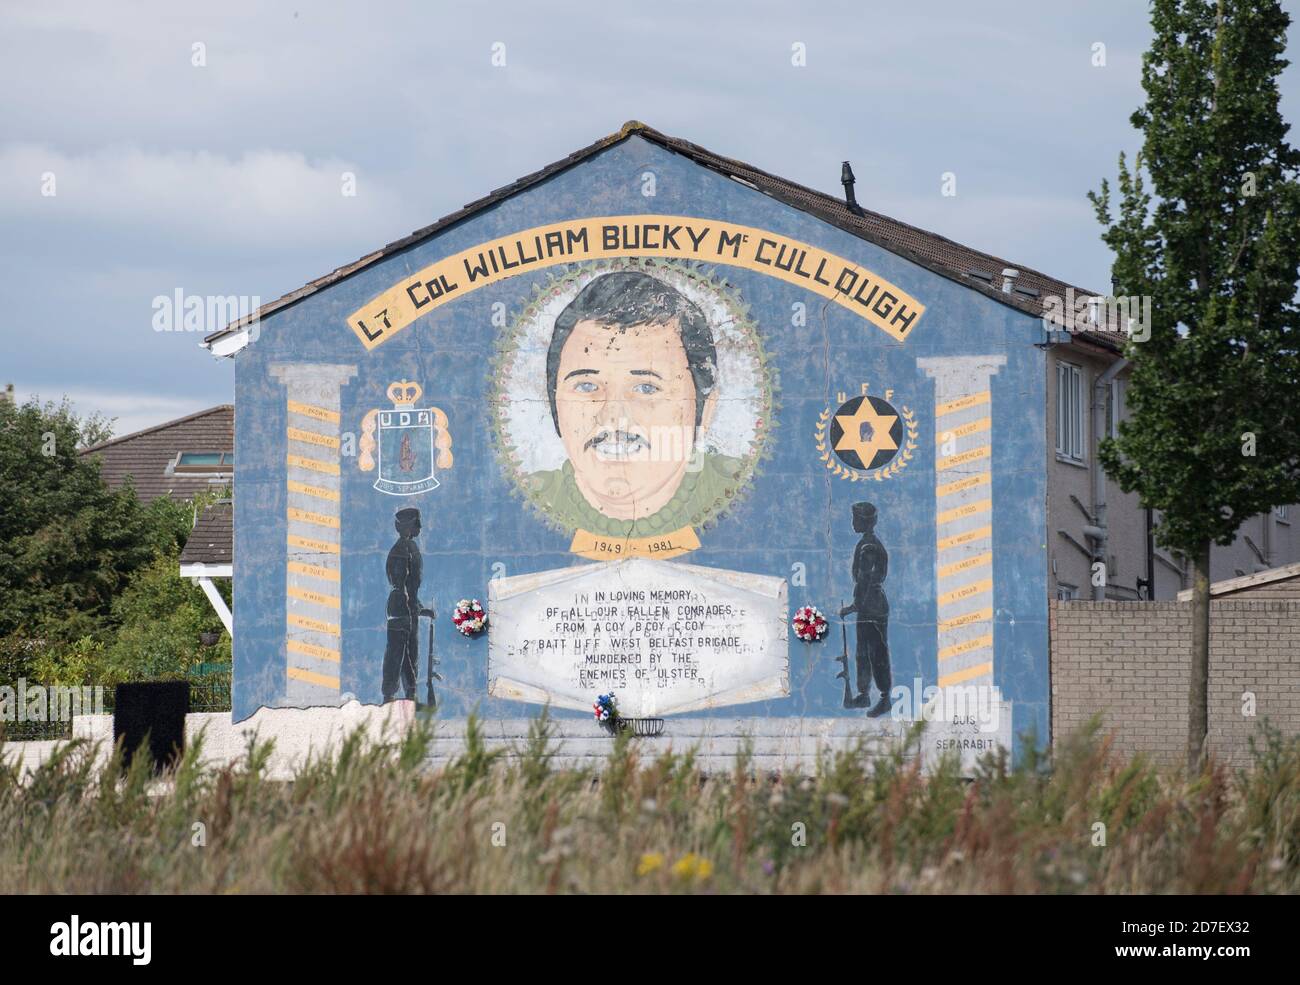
top-left (80, 404), bottom-right (233, 454)
top-left (632, 123), bottom-right (1103, 296)
top-left (202, 121), bottom-right (1118, 348)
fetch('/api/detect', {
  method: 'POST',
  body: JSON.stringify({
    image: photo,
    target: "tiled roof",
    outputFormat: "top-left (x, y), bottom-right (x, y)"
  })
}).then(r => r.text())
top-left (80, 405), bottom-right (234, 504)
top-left (204, 120), bottom-right (1127, 350)
top-left (179, 500), bottom-right (233, 567)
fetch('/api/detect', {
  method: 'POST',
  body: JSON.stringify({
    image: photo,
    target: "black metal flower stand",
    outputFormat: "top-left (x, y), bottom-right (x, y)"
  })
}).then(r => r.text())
top-left (601, 716), bottom-right (666, 737)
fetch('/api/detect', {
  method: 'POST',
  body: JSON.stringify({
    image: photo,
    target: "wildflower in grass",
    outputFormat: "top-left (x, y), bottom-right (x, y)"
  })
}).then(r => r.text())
top-left (637, 852), bottom-right (665, 876)
top-left (671, 852), bottom-right (713, 882)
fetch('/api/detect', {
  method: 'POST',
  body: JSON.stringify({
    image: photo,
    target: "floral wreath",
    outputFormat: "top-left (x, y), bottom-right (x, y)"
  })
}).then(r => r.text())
top-left (488, 257), bottom-right (779, 534)
top-left (792, 605), bottom-right (829, 642)
top-left (593, 693), bottom-right (619, 726)
top-left (452, 599), bottom-right (487, 636)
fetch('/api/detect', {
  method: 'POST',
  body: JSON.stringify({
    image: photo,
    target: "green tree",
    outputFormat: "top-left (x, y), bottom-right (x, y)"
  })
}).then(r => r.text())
top-left (29, 547), bottom-right (231, 688)
top-left (104, 547), bottom-right (230, 681)
top-left (1091, 0), bottom-right (1300, 772)
top-left (0, 397), bottom-right (187, 641)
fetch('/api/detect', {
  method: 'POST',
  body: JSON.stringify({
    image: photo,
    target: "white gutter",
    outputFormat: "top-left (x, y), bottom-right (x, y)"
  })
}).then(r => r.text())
top-left (207, 327), bottom-right (252, 357)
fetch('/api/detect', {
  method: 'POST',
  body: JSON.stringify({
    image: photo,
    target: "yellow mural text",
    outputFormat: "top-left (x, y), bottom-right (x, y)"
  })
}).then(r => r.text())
top-left (346, 215), bottom-right (925, 349)
top-left (569, 526), bottom-right (701, 561)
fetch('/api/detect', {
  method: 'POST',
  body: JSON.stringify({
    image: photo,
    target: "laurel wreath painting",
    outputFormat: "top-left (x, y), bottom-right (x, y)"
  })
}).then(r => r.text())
top-left (815, 399), bottom-right (919, 481)
top-left (489, 257), bottom-right (778, 534)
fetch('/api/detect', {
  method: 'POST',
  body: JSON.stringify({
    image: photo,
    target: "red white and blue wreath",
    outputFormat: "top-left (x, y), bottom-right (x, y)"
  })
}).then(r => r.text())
top-left (593, 693), bottom-right (619, 728)
top-left (792, 605), bottom-right (829, 642)
top-left (452, 598), bottom-right (487, 636)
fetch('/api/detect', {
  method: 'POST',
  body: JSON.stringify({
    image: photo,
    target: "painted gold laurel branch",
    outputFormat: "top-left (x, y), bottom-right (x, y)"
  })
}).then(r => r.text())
top-left (815, 404), bottom-right (918, 482)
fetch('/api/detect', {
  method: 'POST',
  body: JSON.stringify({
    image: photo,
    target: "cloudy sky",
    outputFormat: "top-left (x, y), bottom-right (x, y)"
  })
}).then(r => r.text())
top-left (2, 1), bottom-right (1296, 436)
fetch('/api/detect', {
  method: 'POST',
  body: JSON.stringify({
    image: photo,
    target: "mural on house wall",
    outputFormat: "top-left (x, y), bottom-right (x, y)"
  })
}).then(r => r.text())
top-left (382, 507), bottom-right (435, 705)
top-left (493, 260), bottom-right (772, 560)
top-left (837, 501), bottom-right (892, 716)
top-left (358, 382), bottom-right (454, 496)
top-left (232, 135), bottom-right (1050, 758)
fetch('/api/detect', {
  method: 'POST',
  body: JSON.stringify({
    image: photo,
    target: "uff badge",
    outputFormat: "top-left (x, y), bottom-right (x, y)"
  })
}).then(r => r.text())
top-left (359, 381), bottom-right (453, 495)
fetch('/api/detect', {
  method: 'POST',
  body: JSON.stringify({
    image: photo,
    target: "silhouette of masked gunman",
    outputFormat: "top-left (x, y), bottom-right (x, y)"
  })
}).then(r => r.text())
top-left (837, 501), bottom-right (893, 717)
top-left (383, 508), bottom-right (435, 704)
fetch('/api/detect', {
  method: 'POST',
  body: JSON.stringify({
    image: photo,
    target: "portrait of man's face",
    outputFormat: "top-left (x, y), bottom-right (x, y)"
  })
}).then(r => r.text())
top-left (546, 272), bottom-right (718, 522)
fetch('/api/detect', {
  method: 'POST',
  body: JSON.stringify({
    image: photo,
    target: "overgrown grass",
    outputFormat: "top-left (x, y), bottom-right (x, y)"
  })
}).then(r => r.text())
top-left (1, 715), bottom-right (1296, 893)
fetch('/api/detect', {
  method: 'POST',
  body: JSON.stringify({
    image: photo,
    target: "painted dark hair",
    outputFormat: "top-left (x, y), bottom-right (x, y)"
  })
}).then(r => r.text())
top-left (545, 271), bottom-right (717, 435)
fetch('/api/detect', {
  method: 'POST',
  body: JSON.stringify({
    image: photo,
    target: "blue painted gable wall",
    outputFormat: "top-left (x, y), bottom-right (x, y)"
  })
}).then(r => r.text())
top-left (232, 135), bottom-right (1049, 749)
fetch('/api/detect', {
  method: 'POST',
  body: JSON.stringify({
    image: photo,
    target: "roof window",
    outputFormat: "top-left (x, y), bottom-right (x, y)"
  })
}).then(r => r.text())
top-left (173, 451), bottom-right (233, 474)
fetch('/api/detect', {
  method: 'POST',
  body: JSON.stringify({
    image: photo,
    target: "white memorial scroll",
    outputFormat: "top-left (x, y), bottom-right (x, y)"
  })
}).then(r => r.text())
top-left (488, 558), bottom-right (789, 716)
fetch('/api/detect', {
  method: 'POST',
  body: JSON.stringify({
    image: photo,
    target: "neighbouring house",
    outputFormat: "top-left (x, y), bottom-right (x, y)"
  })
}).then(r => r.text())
top-left (1047, 341), bottom-right (1300, 601)
top-left (189, 121), bottom-right (1296, 765)
top-left (79, 404), bottom-right (234, 633)
top-left (80, 405), bottom-right (234, 504)
top-left (178, 499), bottom-right (233, 636)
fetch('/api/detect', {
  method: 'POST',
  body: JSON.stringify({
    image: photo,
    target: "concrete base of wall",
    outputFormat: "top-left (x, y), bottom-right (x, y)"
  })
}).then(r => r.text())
top-left (426, 711), bottom-right (1009, 774)
top-left (4, 699), bottom-right (1010, 780)
top-left (1, 739), bottom-right (67, 779)
top-left (3, 700), bottom-right (416, 782)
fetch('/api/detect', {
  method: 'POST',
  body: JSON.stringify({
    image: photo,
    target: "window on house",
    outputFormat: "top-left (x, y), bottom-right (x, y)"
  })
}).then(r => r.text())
top-left (1274, 505), bottom-right (1290, 524)
top-left (1056, 582), bottom-right (1078, 601)
top-left (174, 452), bottom-right (233, 474)
top-left (1056, 361), bottom-right (1086, 462)
top-left (1105, 378), bottom-right (1124, 440)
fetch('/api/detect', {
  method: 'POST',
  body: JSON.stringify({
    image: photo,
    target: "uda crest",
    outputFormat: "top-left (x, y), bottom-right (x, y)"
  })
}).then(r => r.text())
top-left (359, 381), bottom-right (453, 496)
top-left (816, 386), bottom-right (918, 481)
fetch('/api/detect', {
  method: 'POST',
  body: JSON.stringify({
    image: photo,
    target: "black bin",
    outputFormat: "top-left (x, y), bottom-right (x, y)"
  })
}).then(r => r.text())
top-left (113, 681), bottom-right (190, 773)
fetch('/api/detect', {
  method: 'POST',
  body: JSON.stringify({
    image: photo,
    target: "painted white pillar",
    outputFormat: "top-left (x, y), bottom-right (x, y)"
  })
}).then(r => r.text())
top-left (917, 355), bottom-right (1005, 689)
top-left (270, 364), bottom-right (357, 704)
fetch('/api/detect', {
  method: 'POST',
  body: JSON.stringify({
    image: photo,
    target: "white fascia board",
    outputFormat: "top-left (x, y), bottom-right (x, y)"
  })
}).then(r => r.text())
top-left (206, 328), bottom-right (250, 357)
top-left (179, 563), bottom-right (233, 578)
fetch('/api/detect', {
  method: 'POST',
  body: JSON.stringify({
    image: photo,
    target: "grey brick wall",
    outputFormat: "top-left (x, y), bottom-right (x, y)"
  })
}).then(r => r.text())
top-left (1050, 599), bottom-right (1300, 769)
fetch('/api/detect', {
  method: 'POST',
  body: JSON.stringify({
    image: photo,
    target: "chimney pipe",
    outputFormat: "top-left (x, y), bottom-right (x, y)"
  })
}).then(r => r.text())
top-left (1001, 268), bottom-right (1020, 293)
top-left (841, 161), bottom-right (861, 214)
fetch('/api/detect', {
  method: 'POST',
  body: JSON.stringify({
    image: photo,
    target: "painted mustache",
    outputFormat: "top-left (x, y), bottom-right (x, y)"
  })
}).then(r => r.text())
top-left (584, 429), bottom-right (651, 455)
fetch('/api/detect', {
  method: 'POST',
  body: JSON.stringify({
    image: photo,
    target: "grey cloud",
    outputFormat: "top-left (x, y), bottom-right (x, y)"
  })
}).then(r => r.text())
top-left (0, 0), bottom-right (1295, 434)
